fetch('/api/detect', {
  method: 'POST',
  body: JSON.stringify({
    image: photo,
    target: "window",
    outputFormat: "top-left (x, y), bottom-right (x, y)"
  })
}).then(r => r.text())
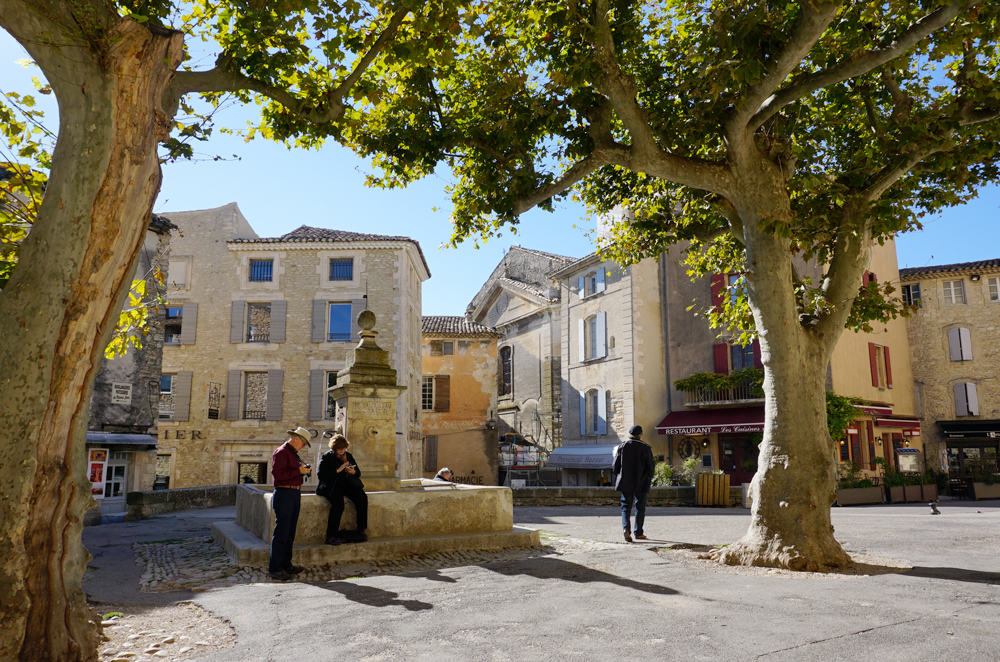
top-left (989, 277), bottom-right (1000, 302)
top-left (727, 273), bottom-right (743, 306)
top-left (248, 259), bottom-right (273, 282)
top-left (499, 346), bottom-right (512, 396)
top-left (430, 340), bottom-right (454, 355)
top-left (164, 306), bottom-right (183, 344)
top-left (942, 279), bottom-right (966, 305)
top-left (423, 435), bottom-right (439, 473)
top-left (246, 303), bottom-right (271, 342)
top-left (158, 374), bottom-right (174, 419)
top-left (422, 376), bottom-right (435, 410)
top-left (326, 371), bottom-right (338, 419)
top-left (207, 381), bottom-right (222, 420)
top-left (868, 343), bottom-right (893, 389)
top-left (237, 462), bottom-right (267, 484)
top-left (901, 283), bottom-right (922, 307)
top-left (329, 258), bottom-right (354, 281)
top-left (243, 371), bottom-right (268, 419)
top-left (167, 259), bottom-right (188, 288)
top-left (578, 312), bottom-right (607, 361)
top-left (578, 267), bottom-right (606, 298)
top-left (730, 343), bottom-right (755, 371)
top-left (954, 382), bottom-right (980, 417)
top-left (947, 327), bottom-right (973, 361)
top-left (580, 387), bottom-right (608, 435)
top-left (328, 303), bottom-right (352, 341)
top-left (153, 454), bottom-right (171, 490)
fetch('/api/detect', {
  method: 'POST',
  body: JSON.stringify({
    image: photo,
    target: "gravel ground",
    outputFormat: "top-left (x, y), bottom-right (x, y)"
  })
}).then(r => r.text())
top-left (92, 602), bottom-right (236, 662)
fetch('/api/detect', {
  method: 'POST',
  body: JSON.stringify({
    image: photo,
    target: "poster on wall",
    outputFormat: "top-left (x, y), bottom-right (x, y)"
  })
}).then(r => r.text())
top-left (89, 448), bottom-right (108, 498)
top-left (111, 382), bottom-right (133, 405)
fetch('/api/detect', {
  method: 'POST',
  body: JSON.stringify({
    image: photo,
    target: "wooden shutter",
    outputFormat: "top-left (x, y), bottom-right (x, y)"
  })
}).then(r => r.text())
top-left (579, 391), bottom-right (587, 435)
top-left (713, 343), bottom-right (729, 374)
top-left (311, 299), bottom-right (326, 342)
top-left (710, 274), bottom-right (725, 313)
top-left (751, 340), bottom-right (763, 368)
top-left (265, 370), bottom-right (284, 421)
top-left (595, 267), bottom-right (606, 294)
top-left (596, 312), bottom-right (607, 358)
top-left (868, 342), bottom-right (879, 387)
top-left (270, 300), bottom-right (287, 343)
top-left (884, 346), bottom-right (893, 388)
top-left (954, 383), bottom-right (969, 416)
top-left (178, 303), bottom-right (197, 344)
top-left (433, 375), bottom-right (450, 412)
top-left (225, 370), bottom-right (241, 420)
top-left (597, 387), bottom-right (607, 435)
top-left (959, 327), bottom-right (972, 360)
top-left (230, 301), bottom-right (245, 343)
top-left (350, 298), bottom-right (367, 341)
top-left (424, 436), bottom-right (438, 473)
top-left (307, 369), bottom-right (325, 421)
top-left (948, 328), bottom-right (962, 361)
top-left (577, 318), bottom-right (586, 362)
top-left (173, 371), bottom-right (193, 422)
top-left (967, 383), bottom-right (980, 416)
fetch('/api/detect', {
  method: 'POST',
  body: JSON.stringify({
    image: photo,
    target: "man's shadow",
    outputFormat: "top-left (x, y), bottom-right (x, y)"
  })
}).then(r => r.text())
top-left (482, 556), bottom-right (678, 595)
top-left (315, 581), bottom-right (433, 611)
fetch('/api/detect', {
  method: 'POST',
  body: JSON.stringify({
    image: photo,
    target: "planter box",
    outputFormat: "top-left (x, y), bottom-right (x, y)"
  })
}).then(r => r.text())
top-left (921, 483), bottom-right (938, 501)
top-left (971, 482), bottom-right (1000, 500)
top-left (903, 484), bottom-right (923, 502)
top-left (887, 486), bottom-right (905, 503)
top-left (836, 486), bottom-right (884, 506)
top-left (696, 473), bottom-right (730, 506)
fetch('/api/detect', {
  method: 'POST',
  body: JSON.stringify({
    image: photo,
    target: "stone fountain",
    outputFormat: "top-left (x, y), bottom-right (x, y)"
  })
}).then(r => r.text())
top-left (212, 312), bottom-right (538, 567)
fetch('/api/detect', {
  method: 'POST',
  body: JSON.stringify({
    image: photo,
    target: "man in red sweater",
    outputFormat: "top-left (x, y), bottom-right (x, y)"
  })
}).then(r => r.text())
top-left (268, 426), bottom-right (312, 580)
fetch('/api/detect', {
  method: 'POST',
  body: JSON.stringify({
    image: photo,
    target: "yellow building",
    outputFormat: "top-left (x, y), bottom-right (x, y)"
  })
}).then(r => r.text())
top-left (420, 316), bottom-right (501, 485)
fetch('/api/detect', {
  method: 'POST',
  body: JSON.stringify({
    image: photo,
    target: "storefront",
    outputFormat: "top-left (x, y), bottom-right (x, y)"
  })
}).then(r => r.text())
top-left (939, 420), bottom-right (1000, 495)
top-left (547, 444), bottom-right (619, 486)
top-left (85, 432), bottom-right (158, 523)
top-left (655, 407), bottom-right (764, 485)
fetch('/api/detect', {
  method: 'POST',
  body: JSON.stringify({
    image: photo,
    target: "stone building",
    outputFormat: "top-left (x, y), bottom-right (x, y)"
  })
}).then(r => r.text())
top-left (466, 246), bottom-right (575, 482)
top-left (85, 215), bottom-right (174, 521)
top-left (420, 316), bottom-right (501, 485)
top-left (156, 203), bottom-right (428, 488)
top-left (900, 258), bottom-right (1000, 487)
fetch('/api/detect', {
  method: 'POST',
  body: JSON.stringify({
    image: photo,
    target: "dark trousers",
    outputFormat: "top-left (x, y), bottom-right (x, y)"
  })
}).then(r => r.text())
top-left (269, 488), bottom-right (301, 573)
top-left (325, 484), bottom-right (368, 539)
top-left (620, 491), bottom-right (648, 536)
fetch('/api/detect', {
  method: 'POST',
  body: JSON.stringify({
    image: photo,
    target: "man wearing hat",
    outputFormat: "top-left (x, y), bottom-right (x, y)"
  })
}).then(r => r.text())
top-left (612, 424), bottom-right (655, 542)
top-left (268, 426), bottom-right (313, 580)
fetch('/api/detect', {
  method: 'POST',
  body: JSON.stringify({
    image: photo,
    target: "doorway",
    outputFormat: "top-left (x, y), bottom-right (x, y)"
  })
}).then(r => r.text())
top-left (719, 433), bottom-right (760, 485)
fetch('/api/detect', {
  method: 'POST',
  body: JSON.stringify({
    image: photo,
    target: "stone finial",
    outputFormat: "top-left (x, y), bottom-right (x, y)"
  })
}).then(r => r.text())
top-left (358, 309), bottom-right (376, 331)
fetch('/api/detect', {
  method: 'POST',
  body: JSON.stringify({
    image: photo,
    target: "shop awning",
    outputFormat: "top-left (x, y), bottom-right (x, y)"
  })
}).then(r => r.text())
top-left (938, 419), bottom-right (1000, 439)
top-left (875, 416), bottom-right (921, 428)
top-left (655, 407), bottom-right (765, 435)
top-left (86, 431), bottom-right (157, 449)
top-left (546, 445), bottom-right (618, 469)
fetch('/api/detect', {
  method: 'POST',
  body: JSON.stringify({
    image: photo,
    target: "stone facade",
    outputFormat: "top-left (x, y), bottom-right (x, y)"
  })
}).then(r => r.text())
top-left (85, 217), bottom-right (174, 520)
top-left (420, 316), bottom-right (501, 484)
top-left (157, 203), bottom-right (428, 488)
top-left (466, 247), bottom-right (575, 477)
top-left (900, 258), bottom-right (1000, 483)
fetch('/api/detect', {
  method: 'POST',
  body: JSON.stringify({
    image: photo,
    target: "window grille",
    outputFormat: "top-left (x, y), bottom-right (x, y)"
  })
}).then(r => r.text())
top-left (248, 259), bottom-right (273, 282)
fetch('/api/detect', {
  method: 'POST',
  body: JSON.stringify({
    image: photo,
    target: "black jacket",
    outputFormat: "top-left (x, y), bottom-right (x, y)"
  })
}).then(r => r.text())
top-left (612, 437), bottom-right (655, 495)
top-left (317, 450), bottom-right (363, 496)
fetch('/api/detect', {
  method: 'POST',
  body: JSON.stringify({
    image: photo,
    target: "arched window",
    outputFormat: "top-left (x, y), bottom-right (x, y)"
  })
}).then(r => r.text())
top-left (579, 387), bottom-right (608, 435)
top-left (499, 346), bottom-right (512, 396)
top-left (577, 312), bottom-right (607, 362)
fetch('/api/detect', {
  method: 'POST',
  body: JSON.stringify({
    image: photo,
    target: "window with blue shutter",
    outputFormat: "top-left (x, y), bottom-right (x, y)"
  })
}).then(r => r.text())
top-left (329, 258), bottom-right (354, 281)
top-left (248, 259), bottom-right (273, 282)
top-left (328, 303), bottom-right (352, 341)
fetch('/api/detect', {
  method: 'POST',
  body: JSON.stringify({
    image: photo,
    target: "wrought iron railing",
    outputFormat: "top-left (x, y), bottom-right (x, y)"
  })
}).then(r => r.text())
top-left (681, 381), bottom-right (764, 407)
top-left (243, 409), bottom-right (266, 420)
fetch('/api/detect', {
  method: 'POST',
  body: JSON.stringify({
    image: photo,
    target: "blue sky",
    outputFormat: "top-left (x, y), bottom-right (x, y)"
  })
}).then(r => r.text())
top-left (3, 34), bottom-right (998, 316)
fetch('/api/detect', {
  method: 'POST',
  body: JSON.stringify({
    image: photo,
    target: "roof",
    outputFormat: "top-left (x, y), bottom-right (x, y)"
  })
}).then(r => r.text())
top-left (466, 246), bottom-right (577, 320)
top-left (899, 259), bottom-right (1000, 279)
top-left (229, 224), bottom-right (430, 277)
top-left (422, 316), bottom-right (500, 337)
top-left (496, 277), bottom-right (557, 303)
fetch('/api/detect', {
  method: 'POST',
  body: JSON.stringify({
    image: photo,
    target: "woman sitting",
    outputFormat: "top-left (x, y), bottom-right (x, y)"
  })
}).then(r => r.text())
top-left (317, 434), bottom-right (368, 544)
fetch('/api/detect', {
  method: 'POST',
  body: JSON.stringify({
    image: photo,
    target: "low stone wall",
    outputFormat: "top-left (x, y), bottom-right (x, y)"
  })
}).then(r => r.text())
top-left (512, 485), bottom-right (744, 507)
top-left (127, 485), bottom-right (237, 519)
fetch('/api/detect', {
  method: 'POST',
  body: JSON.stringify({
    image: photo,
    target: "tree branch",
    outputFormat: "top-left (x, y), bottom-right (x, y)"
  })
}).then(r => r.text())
top-left (879, 69), bottom-right (913, 120)
top-left (751, 1), bottom-right (971, 130)
top-left (511, 149), bottom-right (625, 215)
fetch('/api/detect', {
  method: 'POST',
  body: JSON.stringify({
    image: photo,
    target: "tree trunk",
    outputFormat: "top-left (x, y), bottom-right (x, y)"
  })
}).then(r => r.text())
top-left (713, 175), bottom-right (852, 572)
top-left (0, 11), bottom-right (183, 660)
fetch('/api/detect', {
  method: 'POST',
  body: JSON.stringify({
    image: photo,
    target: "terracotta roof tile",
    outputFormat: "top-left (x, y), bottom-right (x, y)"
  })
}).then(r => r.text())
top-left (899, 259), bottom-right (1000, 279)
top-left (422, 316), bottom-right (499, 336)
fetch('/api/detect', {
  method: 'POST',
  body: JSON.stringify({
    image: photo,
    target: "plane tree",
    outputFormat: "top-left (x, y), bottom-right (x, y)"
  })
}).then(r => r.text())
top-left (342, 0), bottom-right (1000, 569)
top-left (0, 1), bottom-right (460, 659)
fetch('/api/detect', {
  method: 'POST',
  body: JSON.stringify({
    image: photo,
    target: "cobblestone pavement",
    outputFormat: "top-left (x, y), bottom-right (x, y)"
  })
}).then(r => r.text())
top-left (133, 531), bottom-right (621, 593)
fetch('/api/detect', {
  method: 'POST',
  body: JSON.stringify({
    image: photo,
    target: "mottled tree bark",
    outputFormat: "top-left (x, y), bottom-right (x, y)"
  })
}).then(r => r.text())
top-left (0, 4), bottom-right (183, 659)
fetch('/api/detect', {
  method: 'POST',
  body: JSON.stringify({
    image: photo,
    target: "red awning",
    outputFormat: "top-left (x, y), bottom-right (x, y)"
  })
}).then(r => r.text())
top-left (854, 403), bottom-right (893, 416)
top-left (875, 417), bottom-right (921, 428)
top-left (656, 407), bottom-right (765, 435)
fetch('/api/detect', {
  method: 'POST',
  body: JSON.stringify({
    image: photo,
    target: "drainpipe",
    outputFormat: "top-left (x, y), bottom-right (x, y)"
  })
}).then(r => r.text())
top-left (660, 253), bottom-right (673, 465)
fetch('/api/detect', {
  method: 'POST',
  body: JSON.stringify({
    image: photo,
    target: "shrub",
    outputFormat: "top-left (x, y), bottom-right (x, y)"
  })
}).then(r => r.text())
top-left (652, 462), bottom-right (674, 487)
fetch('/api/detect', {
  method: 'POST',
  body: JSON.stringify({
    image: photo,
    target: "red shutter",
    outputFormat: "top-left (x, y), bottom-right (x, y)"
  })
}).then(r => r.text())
top-left (884, 346), bottom-right (893, 388)
top-left (751, 340), bottom-right (763, 368)
top-left (868, 342), bottom-right (879, 387)
top-left (710, 274), bottom-right (725, 313)
top-left (866, 420), bottom-right (875, 444)
top-left (713, 343), bottom-right (729, 374)
top-left (434, 375), bottom-right (450, 412)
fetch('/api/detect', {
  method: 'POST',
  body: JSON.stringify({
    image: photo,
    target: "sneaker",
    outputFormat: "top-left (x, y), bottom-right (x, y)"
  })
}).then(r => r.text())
top-left (634, 534), bottom-right (648, 540)
top-left (623, 529), bottom-right (632, 543)
top-left (268, 570), bottom-right (292, 581)
top-left (286, 565), bottom-right (305, 574)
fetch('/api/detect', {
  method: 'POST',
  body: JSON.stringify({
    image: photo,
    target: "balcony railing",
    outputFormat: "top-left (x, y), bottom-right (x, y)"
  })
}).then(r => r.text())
top-left (246, 332), bottom-right (270, 343)
top-left (675, 368), bottom-right (764, 408)
top-left (681, 382), bottom-right (765, 407)
top-left (243, 409), bottom-right (267, 420)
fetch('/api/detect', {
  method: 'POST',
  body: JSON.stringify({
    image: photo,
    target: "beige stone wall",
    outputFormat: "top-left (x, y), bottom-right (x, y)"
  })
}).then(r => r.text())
top-left (902, 262), bottom-right (1000, 469)
top-left (158, 204), bottom-right (426, 488)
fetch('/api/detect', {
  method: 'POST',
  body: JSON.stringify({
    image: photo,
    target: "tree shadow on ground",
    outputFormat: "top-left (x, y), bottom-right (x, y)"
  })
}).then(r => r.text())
top-left (902, 566), bottom-right (1000, 585)
top-left (314, 581), bottom-right (433, 611)
top-left (481, 556), bottom-right (678, 595)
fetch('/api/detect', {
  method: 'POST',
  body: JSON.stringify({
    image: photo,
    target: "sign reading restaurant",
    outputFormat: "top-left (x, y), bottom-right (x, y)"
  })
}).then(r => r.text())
top-left (659, 423), bottom-right (765, 435)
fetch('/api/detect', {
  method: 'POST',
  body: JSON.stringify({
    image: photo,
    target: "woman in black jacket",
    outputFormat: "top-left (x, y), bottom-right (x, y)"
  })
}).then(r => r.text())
top-left (317, 434), bottom-right (368, 544)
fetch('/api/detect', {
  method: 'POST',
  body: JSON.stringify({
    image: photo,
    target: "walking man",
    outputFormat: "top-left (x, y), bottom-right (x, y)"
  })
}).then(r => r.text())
top-left (268, 426), bottom-right (313, 580)
top-left (613, 424), bottom-right (655, 542)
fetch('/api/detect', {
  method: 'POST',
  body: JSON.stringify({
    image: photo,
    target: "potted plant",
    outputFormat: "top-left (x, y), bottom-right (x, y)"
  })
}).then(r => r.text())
top-left (882, 467), bottom-right (906, 503)
top-left (920, 471), bottom-right (939, 501)
top-left (968, 460), bottom-right (1000, 500)
top-left (835, 461), bottom-right (884, 506)
top-left (903, 473), bottom-right (923, 502)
